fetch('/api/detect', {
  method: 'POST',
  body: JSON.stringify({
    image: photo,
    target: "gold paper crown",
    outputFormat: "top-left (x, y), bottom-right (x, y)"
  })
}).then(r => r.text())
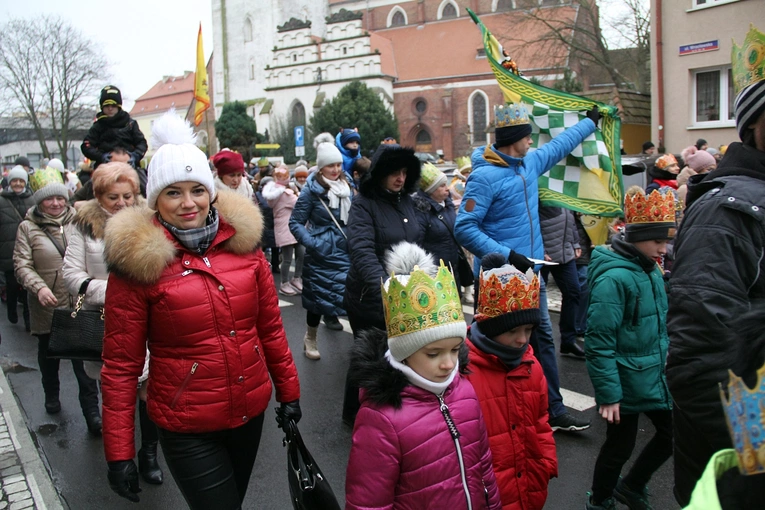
top-left (382, 261), bottom-right (464, 339)
top-left (28, 167), bottom-right (64, 193)
top-left (475, 268), bottom-right (540, 321)
top-left (720, 361), bottom-right (765, 475)
top-left (732, 24), bottom-right (765, 95)
top-left (494, 103), bottom-right (531, 128)
top-left (420, 162), bottom-right (445, 192)
top-left (624, 188), bottom-right (676, 225)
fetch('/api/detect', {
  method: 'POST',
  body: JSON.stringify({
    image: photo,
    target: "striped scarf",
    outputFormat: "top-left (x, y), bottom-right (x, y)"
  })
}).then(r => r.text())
top-left (158, 207), bottom-right (219, 255)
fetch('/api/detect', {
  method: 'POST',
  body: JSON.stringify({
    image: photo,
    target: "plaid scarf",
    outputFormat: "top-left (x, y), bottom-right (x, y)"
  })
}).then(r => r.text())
top-left (158, 207), bottom-right (220, 255)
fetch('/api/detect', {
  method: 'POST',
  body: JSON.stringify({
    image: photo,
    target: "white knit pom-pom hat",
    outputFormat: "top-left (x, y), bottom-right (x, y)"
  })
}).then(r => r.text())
top-left (146, 110), bottom-right (215, 209)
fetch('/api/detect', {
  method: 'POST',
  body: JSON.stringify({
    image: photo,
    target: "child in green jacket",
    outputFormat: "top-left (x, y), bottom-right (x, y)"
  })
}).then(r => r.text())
top-left (584, 187), bottom-right (675, 510)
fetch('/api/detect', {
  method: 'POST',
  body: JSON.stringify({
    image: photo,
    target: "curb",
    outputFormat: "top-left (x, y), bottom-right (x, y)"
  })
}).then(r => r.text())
top-left (0, 368), bottom-right (64, 510)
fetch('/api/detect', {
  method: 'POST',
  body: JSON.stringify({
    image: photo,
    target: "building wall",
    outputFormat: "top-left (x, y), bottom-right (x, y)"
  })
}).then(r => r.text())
top-left (621, 124), bottom-right (651, 155)
top-left (650, 0), bottom-right (758, 153)
top-left (0, 140), bottom-right (83, 170)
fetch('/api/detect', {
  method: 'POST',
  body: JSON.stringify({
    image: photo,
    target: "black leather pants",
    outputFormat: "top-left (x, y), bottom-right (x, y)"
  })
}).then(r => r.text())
top-left (157, 413), bottom-right (265, 510)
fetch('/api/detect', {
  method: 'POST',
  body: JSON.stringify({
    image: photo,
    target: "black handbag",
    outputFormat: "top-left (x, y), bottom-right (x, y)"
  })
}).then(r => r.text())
top-left (48, 279), bottom-right (104, 361)
top-left (435, 213), bottom-right (475, 287)
top-left (283, 419), bottom-right (341, 510)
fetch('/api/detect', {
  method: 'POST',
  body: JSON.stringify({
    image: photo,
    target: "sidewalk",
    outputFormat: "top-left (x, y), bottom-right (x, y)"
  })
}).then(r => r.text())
top-left (0, 367), bottom-right (63, 510)
top-left (547, 279), bottom-right (562, 314)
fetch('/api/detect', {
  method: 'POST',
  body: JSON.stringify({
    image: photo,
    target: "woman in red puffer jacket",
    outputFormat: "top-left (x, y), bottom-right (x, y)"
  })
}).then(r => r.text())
top-left (100, 112), bottom-right (300, 510)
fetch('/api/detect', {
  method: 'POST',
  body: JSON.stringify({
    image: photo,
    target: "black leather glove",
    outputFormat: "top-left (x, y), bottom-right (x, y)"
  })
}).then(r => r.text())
top-left (585, 106), bottom-right (602, 127)
top-left (275, 400), bottom-right (302, 429)
top-left (107, 460), bottom-right (141, 503)
top-left (508, 250), bottom-right (535, 273)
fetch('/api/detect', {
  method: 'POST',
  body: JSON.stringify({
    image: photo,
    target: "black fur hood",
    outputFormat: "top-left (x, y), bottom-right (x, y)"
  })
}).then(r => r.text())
top-left (359, 144), bottom-right (422, 198)
top-left (350, 327), bottom-right (470, 409)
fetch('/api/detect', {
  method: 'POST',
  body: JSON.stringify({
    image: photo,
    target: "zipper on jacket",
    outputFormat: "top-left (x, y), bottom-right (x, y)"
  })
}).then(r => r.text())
top-left (517, 168), bottom-right (535, 256)
top-left (170, 362), bottom-right (198, 409)
top-left (437, 394), bottom-right (472, 510)
top-left (483, 479), bottom-right (490, 509)
top-left (202, 256), bottom-right (211, 268)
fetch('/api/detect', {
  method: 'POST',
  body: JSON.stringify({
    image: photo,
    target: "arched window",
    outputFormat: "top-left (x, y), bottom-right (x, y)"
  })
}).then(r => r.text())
top-left (244, 17), bottom-right (253, 43)
top-left (469, 90), bottom-right (489, 145)
top-left (291, 101), bottom-right (306, 127)
top-left (516, 0), bottom-right (538, 8)
top-left (438, 0), bottom-right (459, 19)
top-left (388, 6), bottom-right (407, 27)
top-left (493, 0), bottom-right (515, 11)
top-left (249, 59), bottom-right (255, 80)
top-left (415, 129), bottom-right (432, 153)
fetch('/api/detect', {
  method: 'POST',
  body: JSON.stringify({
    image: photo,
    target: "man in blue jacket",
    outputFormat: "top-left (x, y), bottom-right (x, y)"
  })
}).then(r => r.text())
top-left (455, 102), bottom-right (600, 431)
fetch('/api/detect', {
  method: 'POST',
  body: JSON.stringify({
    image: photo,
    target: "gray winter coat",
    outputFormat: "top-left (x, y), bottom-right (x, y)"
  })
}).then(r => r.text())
top-left (539, 206), bottom-right (580, 264)
top-left (0, 187), bottom-right (35, 272)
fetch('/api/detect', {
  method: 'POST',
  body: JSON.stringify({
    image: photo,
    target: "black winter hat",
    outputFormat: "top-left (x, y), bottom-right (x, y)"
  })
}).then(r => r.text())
top-left (495, 124), bottom-right (533, 148)
top-left (642, 141), bottom-right (655, 152)
top-left (13, 156), bottom-right (30, 168)
top-left (360, 144), bottom-right (421, 197)
top-left (100, 85), bottom-right (122, 109)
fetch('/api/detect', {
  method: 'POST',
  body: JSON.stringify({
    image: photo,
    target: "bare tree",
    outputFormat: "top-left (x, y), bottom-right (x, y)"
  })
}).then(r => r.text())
top-left (503, 0), bottom-right (650, 93)
top-left (0, 16), bottom-right (109, 166)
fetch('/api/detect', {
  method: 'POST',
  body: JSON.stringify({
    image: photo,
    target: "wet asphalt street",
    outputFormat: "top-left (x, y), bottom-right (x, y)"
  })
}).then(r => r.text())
top-left (0, 282), bottom-right (681, 510)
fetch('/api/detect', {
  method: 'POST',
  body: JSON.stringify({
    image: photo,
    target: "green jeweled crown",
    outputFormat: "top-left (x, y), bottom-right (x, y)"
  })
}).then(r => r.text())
top-left (732, 24), bottom-right (765, 95)
top-left (382, 261), bottom-right (464, 339)
top-left (28, 166), bottom-right (64, 193)
top-left (720, 360), bottom-right (765, 475)
top-left (494, 103), bottom-right (531, 128)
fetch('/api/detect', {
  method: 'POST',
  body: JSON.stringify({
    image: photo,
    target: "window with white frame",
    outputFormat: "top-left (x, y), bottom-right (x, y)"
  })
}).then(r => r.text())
top-left (469, 90), bottom-right (489, 145)
top-left (438, 0), bottom-right (458, 19)
top-left (244, 18), bottom-right (253, 43)
top-left (692, 0), bottom-right (739, 8)
top-left (693, 66), bottom-right (735, 125)
top-left (388, 6), bottom-right (407, 27)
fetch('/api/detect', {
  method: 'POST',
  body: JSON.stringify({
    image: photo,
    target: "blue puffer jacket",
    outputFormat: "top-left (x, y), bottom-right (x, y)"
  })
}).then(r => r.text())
top-left (413, 190), bottom-right (464, 287)
top-left (289, 174), bottom-right (351, 317)
top-left (336, 132), bottom-right (361, 185)
top-left (454, 118), bottom-right (596, 276)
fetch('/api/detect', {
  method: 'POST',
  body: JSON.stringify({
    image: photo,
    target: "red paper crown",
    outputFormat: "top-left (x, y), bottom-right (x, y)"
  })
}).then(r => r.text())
top-left (475, 270), bottom-right (540, 322)
top-left (624, 189), bottom-right (676, 225)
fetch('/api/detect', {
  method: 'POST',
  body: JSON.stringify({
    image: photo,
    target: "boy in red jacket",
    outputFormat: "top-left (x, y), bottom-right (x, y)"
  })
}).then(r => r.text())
top-left (466, 253), bottom-right (557, 510)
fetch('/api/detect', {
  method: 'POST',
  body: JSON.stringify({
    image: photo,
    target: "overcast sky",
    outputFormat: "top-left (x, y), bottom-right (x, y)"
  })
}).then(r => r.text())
top-left (1, 0), bottom-right (214, 111)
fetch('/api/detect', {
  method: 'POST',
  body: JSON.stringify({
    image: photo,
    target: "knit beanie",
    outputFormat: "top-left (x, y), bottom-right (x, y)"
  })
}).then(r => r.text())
top-left (735, 80), bottom-right (765, 141)
top-left (419, 162), bottom-right (447, 194)
top-left (47, 158), bottom-right (65, 173)
top-left (382, 243), bottom-right (467, 362)
top-left (257, 157), bottom-right (270, 168)
top-left (294, 165), bottom-right (309, 178)
top-left (273, 165), bottom-right (290, 185)
top-left (681, 146), bottom-right (716, 172)
top-left (340, 128), bottom-right (361, 147)
top-left (146, 110), bottom-right (215, 210)
top-left (100, 85), bottom-right (122, 109)
top-left (7, 166), bottom-right (28, 184)
top-left (474, 253), bottom-right (541, 338)
top-left (211, 150), bottom-right (245, 177)
top-left (315, 132), bottom-right (343, 170)
top-left (642, 141), bottom-right (655, 152)
top-left (13, 156), bottom-right (30, 168)
top-left (29, 167), bottom-right (69, 204)
top-left (623, 186), bottom-right (677, 243)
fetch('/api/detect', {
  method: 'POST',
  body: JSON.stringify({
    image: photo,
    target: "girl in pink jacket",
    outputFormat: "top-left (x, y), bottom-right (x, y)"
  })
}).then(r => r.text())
top-left (345, 243), bottom-right (501, 510)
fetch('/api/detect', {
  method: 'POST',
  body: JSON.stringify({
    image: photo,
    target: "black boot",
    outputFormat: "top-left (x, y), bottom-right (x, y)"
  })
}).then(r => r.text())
top-left (84, 412), bottom-right (102, 435)
top-left (44, 394), bottom-right (61, 414)
top-left (138, 400), bottom-right (163, 484)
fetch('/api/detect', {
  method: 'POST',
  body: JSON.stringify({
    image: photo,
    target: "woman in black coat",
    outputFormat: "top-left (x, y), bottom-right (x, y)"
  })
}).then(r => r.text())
top-left (289, 136), bottom-right (352, 360)
top-left (342, 143), bottom-right (423, 424)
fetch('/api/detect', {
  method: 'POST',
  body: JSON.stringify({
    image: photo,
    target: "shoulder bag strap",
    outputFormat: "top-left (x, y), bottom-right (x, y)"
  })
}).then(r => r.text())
top-left (40, 227), bottom-right (66, 259)
top-left (434, 212), bottom-right (467, 260)
top-left (316, 195), bottom-right (348, 240)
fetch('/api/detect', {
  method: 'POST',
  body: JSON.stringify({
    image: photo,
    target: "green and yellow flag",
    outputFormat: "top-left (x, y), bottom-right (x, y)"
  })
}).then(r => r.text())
top-left (193, 23), bottom-right (211, 127)
top-left (468, 9), bottom-right (623, 244)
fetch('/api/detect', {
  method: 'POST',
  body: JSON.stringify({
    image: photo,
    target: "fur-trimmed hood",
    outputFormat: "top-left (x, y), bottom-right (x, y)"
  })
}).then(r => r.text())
top-left (350, 327), bottom-right (469, 409)
top-left (103, 189), bottom-right (263, 285)
top-left (73, 196), bottom-right (147, 240)
top-left (359, 144), bottom-right (421, 198)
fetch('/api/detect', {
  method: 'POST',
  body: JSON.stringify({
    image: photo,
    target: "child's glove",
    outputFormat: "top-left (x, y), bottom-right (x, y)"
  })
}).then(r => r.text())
top-left (508, 250), bottom-right (534, 273)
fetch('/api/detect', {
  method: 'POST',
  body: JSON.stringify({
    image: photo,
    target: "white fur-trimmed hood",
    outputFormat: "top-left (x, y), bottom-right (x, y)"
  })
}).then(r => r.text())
top-left (103, 189), bottom-right (263, 285)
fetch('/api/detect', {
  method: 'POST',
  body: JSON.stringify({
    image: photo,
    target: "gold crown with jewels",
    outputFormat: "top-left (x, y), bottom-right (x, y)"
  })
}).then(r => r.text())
top-left (732, 24), bottom-right (765, 95)
top-left (494, 103), bottom-right (531, 128)
top-left (720, 360), bottom-right (765, 475)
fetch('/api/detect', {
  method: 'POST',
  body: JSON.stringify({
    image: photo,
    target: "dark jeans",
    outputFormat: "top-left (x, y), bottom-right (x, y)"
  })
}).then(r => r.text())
top-left (5, 270), bottom-right (28, 320)
top-left (529, 277), bottom-right (566, 418)
top-left (342, 312), bottom-right (385, 424)
top-left (541, 259), bottom-right (581, 346)
top-left (306, 311), bottom-right (337, 328)
top-left (158, 413), bottom-right (265, 510)
top-left (36, 334), bottom-right (99, 416)
top-left (575, 263), bottom-right (589, 335)
top-left (591, 409), bottom-right (673, 504)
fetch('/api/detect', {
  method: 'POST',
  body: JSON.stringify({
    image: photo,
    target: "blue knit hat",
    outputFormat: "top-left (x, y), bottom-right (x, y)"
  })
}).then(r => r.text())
top-left (340, 128), bottom-right (361, 147)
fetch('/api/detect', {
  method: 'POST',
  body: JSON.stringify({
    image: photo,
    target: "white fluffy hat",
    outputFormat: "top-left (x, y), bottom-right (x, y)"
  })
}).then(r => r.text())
top-left (314, 132), bottom-right (342, 171)
top-left (146, 110), bottom-right (215, 209)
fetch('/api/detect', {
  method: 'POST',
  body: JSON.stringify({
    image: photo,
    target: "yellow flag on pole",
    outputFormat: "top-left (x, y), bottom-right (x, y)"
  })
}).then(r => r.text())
top-left (193, 23), bottom-right (210, 126)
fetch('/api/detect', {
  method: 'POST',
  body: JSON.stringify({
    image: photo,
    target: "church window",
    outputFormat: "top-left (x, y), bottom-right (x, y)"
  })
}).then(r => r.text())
top-left (249, 59), bottom-right (255, 80)
top-left (343, 47), bottom-right (348, 55)
top-left (388, 7), bottom-right (407, 27)
top-left (516, 0), bottom-right (538, 8)
top-left (439, 1), bottom-right (458, 19)
top-left (415, 129), bottom-right (432, 152)
top-left (494, 0), bottom-right (515, 11)
top-left (469, 91), bottom-right (488, 145)
top-left (293, 54), bottom-right (297, 62)
top-left (291, 101), bottom-right (306, 128)
top-left (414, 99), bottom-right (427, 114)
top-left (244, 18), bottom-right (253, 43)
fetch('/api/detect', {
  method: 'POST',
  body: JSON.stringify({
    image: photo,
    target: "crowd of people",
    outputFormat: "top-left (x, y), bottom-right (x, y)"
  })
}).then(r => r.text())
top-left (0, 33), bottom-right (762, 509)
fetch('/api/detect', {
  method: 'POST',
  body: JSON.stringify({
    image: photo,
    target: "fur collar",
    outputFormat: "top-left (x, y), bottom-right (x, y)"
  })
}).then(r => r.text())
top-left (74, 196), bottom-right (146, 240)
top-left (104, 189), bottom-right (263, 285)
top-left (360, 145), bottom-right (421, 198)
top-left (350, 327), bottom-right (470, 409)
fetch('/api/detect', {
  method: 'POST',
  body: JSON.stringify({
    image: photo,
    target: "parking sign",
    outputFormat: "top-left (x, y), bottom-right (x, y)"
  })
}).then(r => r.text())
top-left (294, 126), bottom-right (305, 147)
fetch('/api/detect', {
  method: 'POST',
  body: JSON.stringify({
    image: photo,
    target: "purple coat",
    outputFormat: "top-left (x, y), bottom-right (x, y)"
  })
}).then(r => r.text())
top-left (345, 329), bottom-right (501, 510)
